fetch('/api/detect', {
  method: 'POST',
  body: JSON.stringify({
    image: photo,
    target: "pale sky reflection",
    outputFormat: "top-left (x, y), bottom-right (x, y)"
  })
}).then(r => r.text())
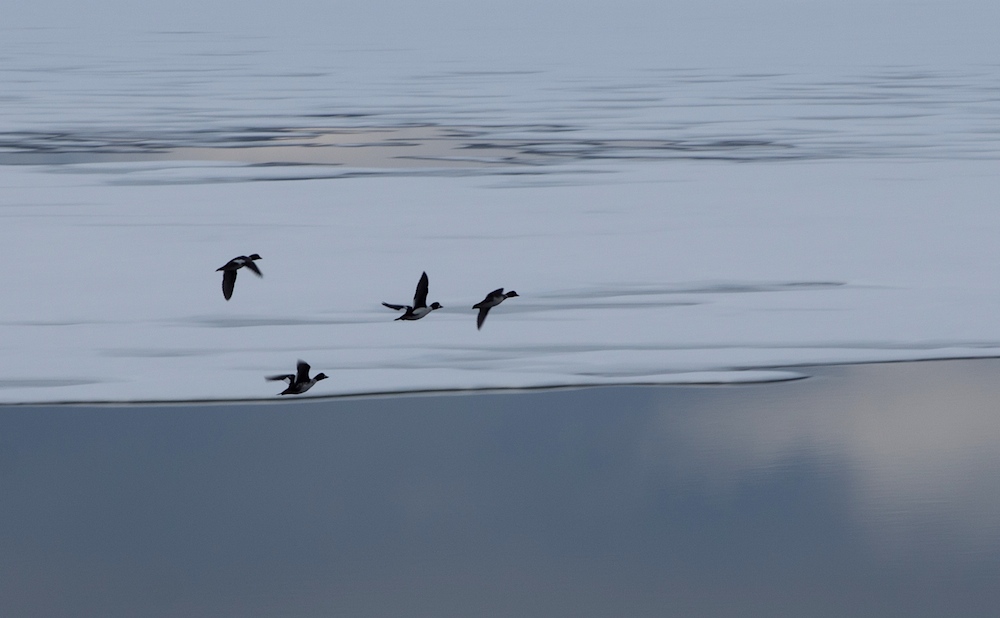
top-left (2, 361), bottom-right (999, 617)
top-left (642, 360), bottom-right (1000, 559)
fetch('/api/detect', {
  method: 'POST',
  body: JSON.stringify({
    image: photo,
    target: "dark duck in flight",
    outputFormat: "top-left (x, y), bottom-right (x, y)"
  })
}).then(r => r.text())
top-left (266, 360), bottom-right (328, 395)
top-left (473, 288), bottom-right (519, 329)
top-left (382, 271), bottom-right (443, 321)
top-left (216, 254), bottom-right (262, 300)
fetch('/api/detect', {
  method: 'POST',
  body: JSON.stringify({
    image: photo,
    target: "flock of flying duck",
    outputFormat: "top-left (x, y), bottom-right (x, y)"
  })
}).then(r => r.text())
top-left (217, 254), bottom-right (519, 396)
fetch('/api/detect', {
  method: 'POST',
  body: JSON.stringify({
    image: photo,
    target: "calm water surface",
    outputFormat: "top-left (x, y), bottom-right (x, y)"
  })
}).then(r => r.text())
top-left (2, 360), bottom-right (999, 617)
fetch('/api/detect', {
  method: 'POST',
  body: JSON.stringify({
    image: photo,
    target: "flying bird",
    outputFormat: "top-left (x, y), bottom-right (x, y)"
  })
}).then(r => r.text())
top-left (216, 254), bottom-right (262, 300)
top-left (473, 288), bottom-right (519, 329)
top-left (382, 271), bottom-right (443, 320)
top-left (266, 360), bottom-right (329, 395)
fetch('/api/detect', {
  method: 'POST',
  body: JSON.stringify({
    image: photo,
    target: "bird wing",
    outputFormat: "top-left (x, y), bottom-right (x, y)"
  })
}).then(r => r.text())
top-left (296, 360), bottom-right (311, 382)
top-left (222, 269), bottom-right (237, 300)
top-left (266, 374), bottom-right (295, 383)
top-left (474, 288), bottom-right (504, 308)
top-left (382, 302), bottom-right (406, 311)
top-left (476, 306), bottom-right (491, 330)
top-left (413, 271), bottom-right (429, 308)
top-left (245, 260), bottom-right (263, 277)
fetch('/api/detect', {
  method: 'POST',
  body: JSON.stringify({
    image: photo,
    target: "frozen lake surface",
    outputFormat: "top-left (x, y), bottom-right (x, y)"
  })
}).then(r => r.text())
top-left (3, 2), bottom-right (1000, 403)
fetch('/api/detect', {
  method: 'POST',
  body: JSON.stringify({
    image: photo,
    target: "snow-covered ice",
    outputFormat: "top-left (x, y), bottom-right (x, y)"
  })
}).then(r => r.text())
top-left (4, 154), bottom-right (1000, 403)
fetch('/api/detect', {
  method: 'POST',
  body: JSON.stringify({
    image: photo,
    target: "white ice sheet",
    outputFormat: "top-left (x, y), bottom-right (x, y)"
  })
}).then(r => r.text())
top-left (4, 158), bottom-right (1000, 403)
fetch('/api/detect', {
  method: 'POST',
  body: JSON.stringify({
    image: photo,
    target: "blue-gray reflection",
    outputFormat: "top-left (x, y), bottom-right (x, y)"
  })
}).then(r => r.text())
top-left (2, 360), bottom-right (999, 617)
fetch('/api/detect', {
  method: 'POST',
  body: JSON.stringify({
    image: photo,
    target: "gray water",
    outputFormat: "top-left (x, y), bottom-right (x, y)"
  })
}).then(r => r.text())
top-left (3, 360), bottom-right (999, 617)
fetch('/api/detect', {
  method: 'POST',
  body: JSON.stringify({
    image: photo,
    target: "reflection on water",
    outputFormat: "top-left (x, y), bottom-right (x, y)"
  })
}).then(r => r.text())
top-left (2, 360), bottom-right (999, 616)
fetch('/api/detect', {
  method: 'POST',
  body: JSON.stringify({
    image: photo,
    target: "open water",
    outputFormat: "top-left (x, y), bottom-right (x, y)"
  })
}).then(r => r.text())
top-left (2, 360), bottom-right (999, 616)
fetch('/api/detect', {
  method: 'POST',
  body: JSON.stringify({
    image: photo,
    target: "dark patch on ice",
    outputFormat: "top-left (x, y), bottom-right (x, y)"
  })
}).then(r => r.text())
top-left (247, 161), bottom-right (343, 167)
top-left (185, 316), bottom-right (376, 328)
top-left (302, 113), bottom-right (374, 119)
top-left (5, 320), bottom-right (107, 327)
top-left (441, 70), bottom-right (545, 77)
top-left (0, 379), bottom-right (103, 389)
top-left (569, 369), bottom-right (808, 383)
top-left (104, 167), bottom-right (570, 186)
top-left (478, 300), bottom-right (702, 314)
top-left (687, 281), bottom-right (848, 294)
top-left (101, 348), bottom-right (219, 359)
top-left (539, 281), bottom-right (847, 300)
